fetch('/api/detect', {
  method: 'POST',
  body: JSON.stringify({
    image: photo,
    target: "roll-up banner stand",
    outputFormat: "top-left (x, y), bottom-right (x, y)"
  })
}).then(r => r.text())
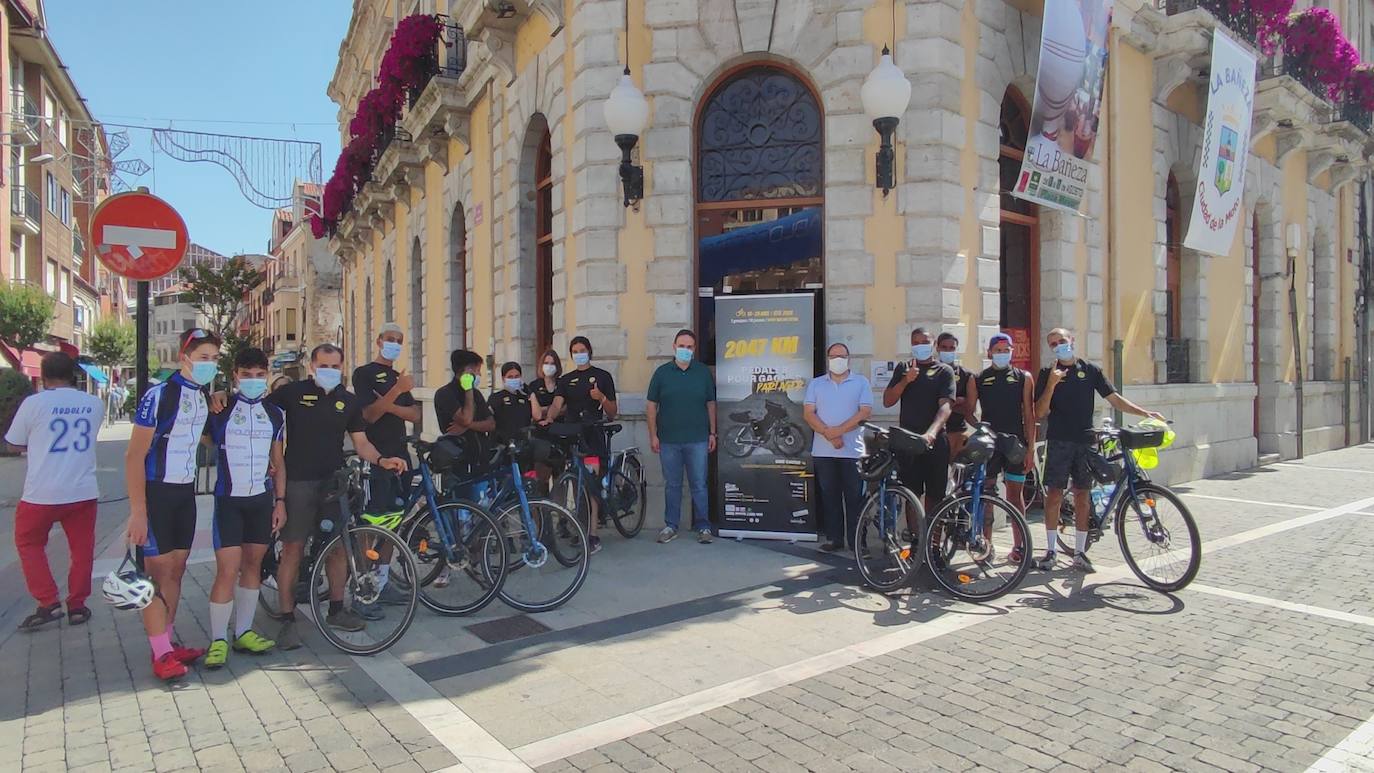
top-left (713, 293), bottom-right (817, 541)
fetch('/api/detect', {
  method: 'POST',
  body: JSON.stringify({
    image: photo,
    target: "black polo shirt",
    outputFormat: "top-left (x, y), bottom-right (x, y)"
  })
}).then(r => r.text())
top-left (433, 380), bottom-right (492, 436)
top-left (976, 366), bottom-right (1030, 439)
top-left (946, 364), bottom-right (974, 433)
top-left (490, 388), bottom-right (531, 439)
top-left (267, 378), bottom-right (366, 481)
top-left (887, 361), bottom-right (955, 434)
top-left (527, 377), bottom-right (557, 409)
top-left (1035, 359), bottom-right (1115, 442)
top-left (352, 361), bottom-right (416, 459)
top-left (555, 367), bottom-right (617, 423)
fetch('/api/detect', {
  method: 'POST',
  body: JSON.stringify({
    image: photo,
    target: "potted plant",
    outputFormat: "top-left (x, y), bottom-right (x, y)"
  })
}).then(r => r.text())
top-left (1282, 8), bottom-right (1359, 100)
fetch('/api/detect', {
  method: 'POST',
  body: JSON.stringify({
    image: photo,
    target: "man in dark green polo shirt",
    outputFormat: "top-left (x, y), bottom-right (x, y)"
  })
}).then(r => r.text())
top-left (646, 329), bottom-right (717, 544)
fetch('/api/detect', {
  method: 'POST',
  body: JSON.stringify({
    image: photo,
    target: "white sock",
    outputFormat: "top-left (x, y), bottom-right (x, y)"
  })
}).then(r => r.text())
top-left (234, 586), bottom-right (259, 637)
top-left (377, 564), bottom-right (391, 589)
top-left (209, 601), bottom-right (232, 642)
top-left (1044, 526), bottom-right (1057, 555)
top-left (1074, 529), bottom-right (1088, 556)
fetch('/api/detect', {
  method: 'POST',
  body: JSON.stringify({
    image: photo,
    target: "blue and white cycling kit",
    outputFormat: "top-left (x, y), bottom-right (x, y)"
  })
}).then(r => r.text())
top-left (135, 372), bottom-right (210, 485)
top-left (207, 395), bottom-right (285, 497)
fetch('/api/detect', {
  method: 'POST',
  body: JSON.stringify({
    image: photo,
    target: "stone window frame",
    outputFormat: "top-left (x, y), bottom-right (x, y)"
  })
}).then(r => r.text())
top-left (409, 237), bottom-right (425, 385)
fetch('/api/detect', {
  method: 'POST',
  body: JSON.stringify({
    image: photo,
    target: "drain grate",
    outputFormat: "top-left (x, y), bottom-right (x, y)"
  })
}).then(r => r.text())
top-left (464, 614), bottom-right (553, 644)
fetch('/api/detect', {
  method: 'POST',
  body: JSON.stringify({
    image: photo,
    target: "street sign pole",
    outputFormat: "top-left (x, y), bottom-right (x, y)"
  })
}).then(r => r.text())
top-left (135, 280), bottom-right (150, 399)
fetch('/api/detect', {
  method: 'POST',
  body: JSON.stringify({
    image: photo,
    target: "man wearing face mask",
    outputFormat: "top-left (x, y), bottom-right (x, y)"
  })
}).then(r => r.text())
top-left (804, 343), bottom-right (873, 552)
top-left (646, 329), bottom-right (717, 545)
top-left (124, 328), bottom-right (221, 680)
top-left (202, 348), bottom-right (285, 668)
top-left (491, 362), bottom-right (533, 441)
top-left (547, 336), bottom-right (618, 554)
top-left (883, 328), bottom-right (956, 520)
top-left (1034, 327), bottom-right (1164, 572)
top-left (352, 323), bottom-right (420, 526)
top-left (969, 334), bottom-right (1036, 558)
top-left (263, 344), bottom-right (408, 648)
top-left (936, 333), bottom-right (975, 461)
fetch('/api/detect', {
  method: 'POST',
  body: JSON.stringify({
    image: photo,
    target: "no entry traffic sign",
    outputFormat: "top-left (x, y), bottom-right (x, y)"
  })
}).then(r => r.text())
top-left (91, 191), bottom-right (189, 281)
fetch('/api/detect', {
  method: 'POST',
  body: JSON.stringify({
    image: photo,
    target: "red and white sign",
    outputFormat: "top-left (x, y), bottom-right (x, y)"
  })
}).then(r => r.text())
top-left (91, 191), bottom-right (189, 281)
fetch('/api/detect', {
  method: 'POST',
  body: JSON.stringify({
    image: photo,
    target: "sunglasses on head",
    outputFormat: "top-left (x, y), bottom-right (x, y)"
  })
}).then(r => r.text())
top-left (180, 329), bottom-right (211, 356)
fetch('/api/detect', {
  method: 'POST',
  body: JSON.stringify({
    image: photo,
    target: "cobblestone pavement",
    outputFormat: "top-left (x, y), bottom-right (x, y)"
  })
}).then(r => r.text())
top-left (3, 442), bottom-right (1374, 772)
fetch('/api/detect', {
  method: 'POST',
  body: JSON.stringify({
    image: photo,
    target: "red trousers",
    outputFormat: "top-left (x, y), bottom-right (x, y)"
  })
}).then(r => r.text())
top-left (15, 499), bottom-right (97, 608)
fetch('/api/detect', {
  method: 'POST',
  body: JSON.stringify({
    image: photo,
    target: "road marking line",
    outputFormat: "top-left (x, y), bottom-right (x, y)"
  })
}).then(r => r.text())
top-left (512, 493), bottom-right (1374, 767)
top-left (352, 651), bottom-right (532, 773)
top-left (1178, 493), bottom-right (1322, 511)
top-left (1305, 713), bottom-right (1374, 772)
top-left (1188, 584), bottom-right (1374, 628)
top-left (1275, 462), bottom-right (1374, 475)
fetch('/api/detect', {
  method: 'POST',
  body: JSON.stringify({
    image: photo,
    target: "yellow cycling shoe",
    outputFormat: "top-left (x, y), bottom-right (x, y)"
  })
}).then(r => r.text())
top-left (204, 639), bottom-right (229, 669)
top-left (232, 630), bottom-right (276, 654)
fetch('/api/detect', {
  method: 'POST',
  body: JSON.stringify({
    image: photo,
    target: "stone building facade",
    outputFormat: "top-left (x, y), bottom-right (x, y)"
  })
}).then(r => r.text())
top-left (327, 0), bottom-right (1373, 484)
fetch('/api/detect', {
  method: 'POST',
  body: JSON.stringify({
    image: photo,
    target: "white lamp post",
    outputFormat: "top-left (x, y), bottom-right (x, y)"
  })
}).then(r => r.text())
top-left (603, 68), bottom-right (649, 208)
top-left (861, 47), bottom-right (912, 195)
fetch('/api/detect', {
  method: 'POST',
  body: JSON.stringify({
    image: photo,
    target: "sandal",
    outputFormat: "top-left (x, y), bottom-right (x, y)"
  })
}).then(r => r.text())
top-left (67, 607), bottom-right (91, 626)
top-left (19, 603), bottom-right (62, 631)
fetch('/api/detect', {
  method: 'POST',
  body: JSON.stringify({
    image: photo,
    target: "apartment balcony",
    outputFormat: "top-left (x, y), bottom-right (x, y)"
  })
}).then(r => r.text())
top-left (73, 233), bottom-right (85, 262)
top-left (9, 90), bottom-right (40, 146)
top-left (1149, 0), bottom-right (1262, 101)
top-left (9, 187), bottom-right (40, 235)
top-left (401, 18), bottom-right (470, 171)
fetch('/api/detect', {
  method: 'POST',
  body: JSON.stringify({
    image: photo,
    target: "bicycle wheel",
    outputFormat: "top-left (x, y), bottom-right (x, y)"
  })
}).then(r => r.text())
top-left (1115, 483), bottom-right (1201, 592)
top-left (609, 454), bottom-right (646, 538)
top-left (307, 525), bottom-right (419, 656)
top-left (495, 499), bottom-right (589, 612)
top-left (854, 485), bottom-right (924, 593)
top-left (258, 538), bottom-right (326, 618)
top-left (723, 426), bottom-right (755, 458)
top-left (772, 422), bottom-right (806, 457)
top-left (400, 501), bottom-right (508, 616)
top-left (550, 472), bottom-right (592, 531)
top-left (926, 495), bottom-right (1032, 602)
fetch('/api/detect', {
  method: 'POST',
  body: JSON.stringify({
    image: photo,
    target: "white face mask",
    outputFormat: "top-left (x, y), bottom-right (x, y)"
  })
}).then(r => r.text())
top-left (828, 357), bottom-right (849, 375)
top-left (542, 363), bottom-right (557, 378)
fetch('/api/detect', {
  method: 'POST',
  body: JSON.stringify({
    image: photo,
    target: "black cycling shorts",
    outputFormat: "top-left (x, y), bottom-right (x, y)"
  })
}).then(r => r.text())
top-left (1044, 439), bottom-right (1095, 490)
top-left (140, 481), bottom-right (197, 559)
top-left (212, 492), bottom-right (274, 549)
top-left (897, 434), bottom-right (951, 499)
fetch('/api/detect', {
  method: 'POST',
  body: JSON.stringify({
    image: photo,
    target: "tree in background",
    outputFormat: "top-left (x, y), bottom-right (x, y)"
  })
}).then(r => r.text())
top-left (0, 282), bottom-right (56, 351)
top-left (179, 257), bottom-right (263, 341)
top-left (87, 318), bottom-right (136, 374)
top-left (216, 331), bottom-right (258, 389)
top-left (0, 368), bottom-right (33, 448)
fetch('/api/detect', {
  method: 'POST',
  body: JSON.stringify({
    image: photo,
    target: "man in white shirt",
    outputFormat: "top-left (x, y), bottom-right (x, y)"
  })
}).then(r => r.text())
top-left (4, 352), bottom-right (104, 630)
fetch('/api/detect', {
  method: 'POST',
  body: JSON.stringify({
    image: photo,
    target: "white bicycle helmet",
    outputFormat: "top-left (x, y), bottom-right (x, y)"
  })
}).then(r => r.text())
top-left (102, 550), bottom-right (156, 611)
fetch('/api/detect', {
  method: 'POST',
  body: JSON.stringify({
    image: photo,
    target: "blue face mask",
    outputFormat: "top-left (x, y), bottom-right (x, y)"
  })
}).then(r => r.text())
top-left (505, 378), bottom-right (524, 392)
top-left (572, 352), bottom-right (591, 367)
top-left (991, 352), bottom-right (1013, 369)
top-left (238, 378), bottom-right (268, 399)
top-left (190, 361), bottom-right (219, 387)
top-left (1053, 342), bottom-right (1074, 361)
top-left (314, 367), bottom-right (343, 391)
top-left (675, 347), bottom-right (693, 363)
top-left (380, 341), bottom-right (402, 361)
top-left (938, 351), bottom-right (958, 365)
top-left (912, 343), bottom-right (934, 361)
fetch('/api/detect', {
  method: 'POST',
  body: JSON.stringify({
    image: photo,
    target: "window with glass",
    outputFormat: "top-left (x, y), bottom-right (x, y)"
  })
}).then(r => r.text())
top-left (60, 189), bottom-right (71, 227)
top-left (45, 259), bottom-right (57, 295)
top-left (535, 127), bottom-right (553, 358)
top-left (45, 173), bottom-right (56, 213)
top-left (998, 87), bottom-right (1040, 373)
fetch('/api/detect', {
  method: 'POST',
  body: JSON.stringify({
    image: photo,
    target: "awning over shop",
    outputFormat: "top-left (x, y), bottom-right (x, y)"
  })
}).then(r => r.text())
top-left (151, 368), bottom-right (175, 382)
top-left (698, 207), bottom-right (823, 287)
top-left (79, 362), bottom-right (109, 384)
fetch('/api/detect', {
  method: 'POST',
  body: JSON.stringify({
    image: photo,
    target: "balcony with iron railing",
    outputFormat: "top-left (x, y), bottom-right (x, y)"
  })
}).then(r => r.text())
top-left (9, 89), bottom-right (40, 145)
top-left (1157, 0), bottom-right (1258, 48)
top-left (9, 186), bottom-right (41, 235)
top-left (73, 233), bottom-right (85, 261)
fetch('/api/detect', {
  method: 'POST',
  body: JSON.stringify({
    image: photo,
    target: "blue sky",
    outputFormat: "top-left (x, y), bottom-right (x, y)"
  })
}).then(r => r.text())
top-left (45, 1), bottom-right (349, 257)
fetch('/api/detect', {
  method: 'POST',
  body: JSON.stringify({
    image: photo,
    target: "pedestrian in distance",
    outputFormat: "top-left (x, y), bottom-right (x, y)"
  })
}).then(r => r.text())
top-left (124, 328), bottom-right (221, 680)
top-left (647, 329), bottom-right (717, 545)
top-left (545, 336), bottom-right (618, 555)
top-left (1033, 327), bottom-right (1165, 573)
top-left (5, 352), bottom-right (104, 631)
top-left (202, 347), bottom-right (285, 668)
top-left (882, 327), bottom-right (955, 532)
top-left (804, 343), bottom-right (873, 552)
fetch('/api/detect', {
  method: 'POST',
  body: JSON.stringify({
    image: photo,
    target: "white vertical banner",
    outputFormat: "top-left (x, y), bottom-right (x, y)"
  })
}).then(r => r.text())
top-left (1184, 30), bottom-right (1257, 256)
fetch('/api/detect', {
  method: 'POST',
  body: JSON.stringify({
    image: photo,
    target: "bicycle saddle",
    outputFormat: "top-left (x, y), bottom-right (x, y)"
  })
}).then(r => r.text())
top-left (602, 423), bottom-right (623, 436)
top-left (544, 423), bottom-right (584, 440)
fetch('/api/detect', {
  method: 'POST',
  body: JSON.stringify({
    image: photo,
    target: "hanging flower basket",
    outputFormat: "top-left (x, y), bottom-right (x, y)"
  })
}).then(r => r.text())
top-left (378, 15), bottom-right (443, 98)
top-left (1282, 8), bottom-right (1359, 100)
top-left (1244, 0), bottom-right (1294, 55)
top-left (1345, 65), bottom-right (1374, 111)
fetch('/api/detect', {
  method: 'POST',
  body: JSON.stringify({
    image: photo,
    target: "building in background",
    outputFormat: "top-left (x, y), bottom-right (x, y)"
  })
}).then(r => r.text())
top-left (2, 0), bottom-right (119, 378)
top-left (150, 241), bottom-right (226, 294)
top-left (149, 282), bottom-right (210, 371)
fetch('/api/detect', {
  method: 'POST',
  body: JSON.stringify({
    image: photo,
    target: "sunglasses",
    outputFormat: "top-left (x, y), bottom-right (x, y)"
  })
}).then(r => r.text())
top-left (180, 329), bottom-right (213, 356)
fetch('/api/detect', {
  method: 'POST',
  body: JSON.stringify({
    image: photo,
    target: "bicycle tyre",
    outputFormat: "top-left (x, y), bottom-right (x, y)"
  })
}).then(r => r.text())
top-left (610, 454), bottom-right (646, 538)
top-left (495, 499), bottom-right (589, 613)
top-left (925, 494), bottom-right (1032, 602)
top-left (1115, 483), bottom-right (1201, 592)
top-left (723, 425), bottom-right (755, 458)
top-left (853, 484), bottom-right (925, 593)
top-left (307, 525), bottom-right (419, 656)
top-left (772, 422), bottom-right (806, 457)
top-left (550, 472), bottom-right (593, 532)
top-left (400, 500), bottom-right (509, 616)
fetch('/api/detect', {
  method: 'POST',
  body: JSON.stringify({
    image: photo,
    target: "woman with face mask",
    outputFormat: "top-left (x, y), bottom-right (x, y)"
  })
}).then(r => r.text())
top-left (969, 334), bottom-right (1037, 559)
top-left (490, 362), bottom-right (532, 440)
top-left (545, 337), bottom-right (618, 555)
top-left (528, 350), bottom-right (562, 424)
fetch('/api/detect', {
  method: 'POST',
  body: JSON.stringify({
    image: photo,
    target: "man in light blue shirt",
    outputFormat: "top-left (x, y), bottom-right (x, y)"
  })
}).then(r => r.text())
top-left (803, 343), bottom-right (873, 552)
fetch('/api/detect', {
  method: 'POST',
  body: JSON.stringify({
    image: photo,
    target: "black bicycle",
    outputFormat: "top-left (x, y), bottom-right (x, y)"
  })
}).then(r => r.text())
top-left (723, 400), bottom-right (806, 458)
top-left (544, 421), bottom-right (647, 539)
top-left (258, 456), bottom-right (420, 655)
top-left (1053, 423), bottom-right (1201, 592)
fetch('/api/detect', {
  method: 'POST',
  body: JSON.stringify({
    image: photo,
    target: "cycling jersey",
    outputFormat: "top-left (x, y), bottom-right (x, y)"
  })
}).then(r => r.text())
top-left (946, 365), bottom-right (974, 433)
top-left (207, 394), bottom-right (285, 497)
top-left (135, 372), bottom-right (210, 485)
top-left (976, 366), bottom-right (1031, 439)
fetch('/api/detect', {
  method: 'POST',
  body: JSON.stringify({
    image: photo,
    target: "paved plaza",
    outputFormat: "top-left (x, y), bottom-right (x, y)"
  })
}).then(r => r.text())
top-left (2, 428), bottom-right (1374, 772)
